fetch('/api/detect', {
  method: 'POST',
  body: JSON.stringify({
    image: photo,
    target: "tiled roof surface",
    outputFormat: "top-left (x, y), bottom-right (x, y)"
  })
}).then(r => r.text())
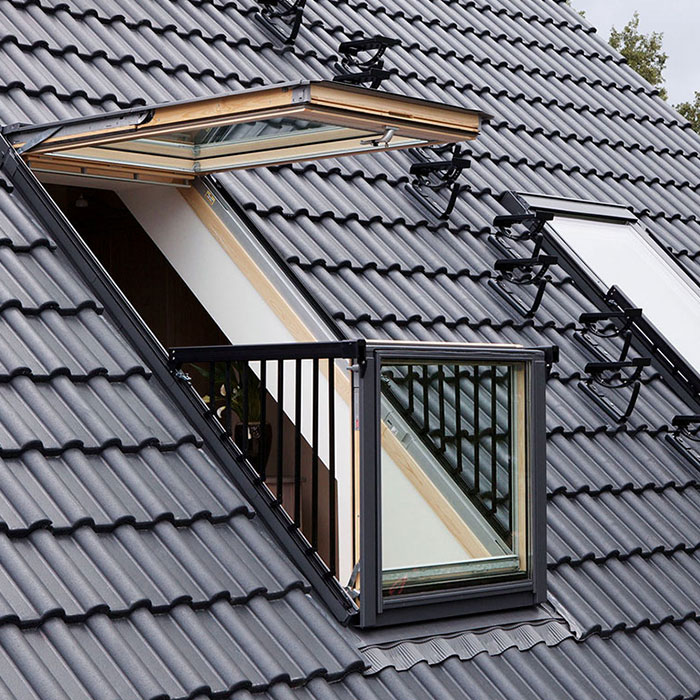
top-left (0, 167), bottom-right (366, 696)
top-left (0, 0), bottom-right (698, 698)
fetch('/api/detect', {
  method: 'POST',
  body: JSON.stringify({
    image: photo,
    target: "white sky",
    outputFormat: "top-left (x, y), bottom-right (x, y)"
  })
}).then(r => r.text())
top-left (572, 0), bottom-right (697, 105)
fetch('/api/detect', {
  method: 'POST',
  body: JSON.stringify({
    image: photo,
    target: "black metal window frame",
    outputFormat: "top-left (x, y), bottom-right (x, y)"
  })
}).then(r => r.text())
top-left (356, 342), bottom-right (547, 628)
top-left (502, 191), bottom-right (700, 406)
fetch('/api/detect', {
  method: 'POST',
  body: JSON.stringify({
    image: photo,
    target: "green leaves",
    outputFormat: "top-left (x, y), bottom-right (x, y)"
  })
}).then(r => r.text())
top-left (610, 12), bottom-right (668, 100)
top-left (676, 92), bottom-right (700, 133)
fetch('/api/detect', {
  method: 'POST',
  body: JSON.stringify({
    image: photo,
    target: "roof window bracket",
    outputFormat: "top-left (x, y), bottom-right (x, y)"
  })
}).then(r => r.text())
top-left (492, 254), bottom-right (557, 317)
top-left (579, 308), bottom-right (643, 339)
top-left (604, 286), bottom-right (700, 404)
top-left (580, 357), bottom-right (651, 423)
top-left (406, 145), bottom-right (471, 219)
top-left (494, 255), bottom-right (557, 286)
top-left (585, 358), bottom-right (650, 389)
top-left (493, 211), bottom-right (554, 242)
top-left (672, 415), bottom-right (700, 443)
top-left (333, 35), bottom-right (400, 88)
top-left (579, 379), bottom-right (642, 424)
top-left (255, 0), bottom-right (307, 45)
top-left (333, 68), bottom-right (392, 88)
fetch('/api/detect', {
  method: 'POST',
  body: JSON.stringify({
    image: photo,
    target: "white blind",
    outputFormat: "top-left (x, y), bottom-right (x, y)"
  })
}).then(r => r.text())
top-left (552, 216), bottom-right (700, 370)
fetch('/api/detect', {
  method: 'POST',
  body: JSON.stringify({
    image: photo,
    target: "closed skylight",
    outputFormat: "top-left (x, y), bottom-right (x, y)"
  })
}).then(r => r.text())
top-left (551, 216), bottom-right (700, 369)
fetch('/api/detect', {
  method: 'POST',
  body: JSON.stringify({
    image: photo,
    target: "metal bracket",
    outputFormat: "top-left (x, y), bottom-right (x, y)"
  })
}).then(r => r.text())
top-left (585, 357), bottom-right (650, 389)
top-left (15, 125), bottom-right (63, 155)
top-left (407, 146), bottom-right (470, 219)
top-left (672, 415), bottom-right (700, 442)
top-left (493, 211), bottom-right (554, 242)
top-left (338, 36), bottom-right (401, 69)
top-left (333, 35), bottom-right (400, 87)
top-left (333, 68), bottom-right (392, 89)
top-left (173, 368), bottom-right (191, 382)
top-left (256, 0), bottom-right (307, 45)
top-left (579, 308), bottom-right (642, 339)
top-left (494, 255), bottom-right (558, 286)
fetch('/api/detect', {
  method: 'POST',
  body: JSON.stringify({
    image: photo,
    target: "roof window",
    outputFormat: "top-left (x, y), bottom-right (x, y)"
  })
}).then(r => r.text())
top-left (4, 81), bottom-right (485, 186)
top-left (503, 193), bottom-right (700, 377)
top-left (170, 340), bottom-right (548, 627)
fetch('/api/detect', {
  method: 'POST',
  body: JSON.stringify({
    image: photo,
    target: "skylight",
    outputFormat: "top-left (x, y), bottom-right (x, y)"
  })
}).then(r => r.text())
top-left (501, 191), bottom-right (700, 381)
top-left (551, 216), bottom-right (700, 370)
top-left (5, 81), bottom-right (485, 185)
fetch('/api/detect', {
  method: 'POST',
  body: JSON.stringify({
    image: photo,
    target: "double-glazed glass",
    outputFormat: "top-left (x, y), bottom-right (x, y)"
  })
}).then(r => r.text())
top-left (379, 360), bottom-right (529, 597)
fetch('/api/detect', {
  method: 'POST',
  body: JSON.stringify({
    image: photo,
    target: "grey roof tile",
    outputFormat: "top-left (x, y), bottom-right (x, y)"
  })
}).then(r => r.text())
top-left (0, 514), bottom-right (305, 624)
top-left (0, 595), bottom-right (364, 699)
top-left (0, 0), bottom-right (699, 697)
top-left (0, 307), bottom-right (145, 379)
top-left (0, 375), bottom-right (198, 455)
top-left (546, 432), bottom-right (699, 495)
top-left (224, 621), bottom-right (700, 699)
top-left (548, 551), bottom-right (700, 634)
top-left (548, 488), bottom-right (700, 564)
top-left (0, 445), bottom-right (248, 534)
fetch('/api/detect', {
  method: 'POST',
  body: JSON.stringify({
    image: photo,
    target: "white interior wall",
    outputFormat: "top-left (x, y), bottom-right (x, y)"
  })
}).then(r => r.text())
top-left (118, 185), bottom-right (468, 583)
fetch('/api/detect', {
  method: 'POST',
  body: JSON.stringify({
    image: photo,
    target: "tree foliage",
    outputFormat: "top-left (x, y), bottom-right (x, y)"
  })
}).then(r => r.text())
top-left (564, 0), bottom-right (586, 18)
top-left (609, 12), bottom-right (668, 100)
top-left (676, 92), bottom-right (700, 133)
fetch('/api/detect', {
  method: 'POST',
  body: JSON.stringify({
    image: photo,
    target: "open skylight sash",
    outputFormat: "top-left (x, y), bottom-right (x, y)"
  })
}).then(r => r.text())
top-left (6, 81), bottom-right (485, 181)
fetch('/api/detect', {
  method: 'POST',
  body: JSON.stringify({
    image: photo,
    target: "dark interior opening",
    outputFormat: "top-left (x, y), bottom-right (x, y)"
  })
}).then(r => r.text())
top-left (46, 184), bottom-right (229, 350)
top-left (47, 182), bottom-right (338, 570)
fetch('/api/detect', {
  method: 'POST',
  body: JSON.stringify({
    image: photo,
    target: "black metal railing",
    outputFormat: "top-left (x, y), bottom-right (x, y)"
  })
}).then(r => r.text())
top-left (380, 362), bottom-right (516, 544)
top-left (170, 340), bottom-right (364, 576)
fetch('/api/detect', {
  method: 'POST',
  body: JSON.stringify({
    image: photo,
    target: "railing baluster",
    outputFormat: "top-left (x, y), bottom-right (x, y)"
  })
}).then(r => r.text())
top-left (506, 366), bottom-right (513, 536)
top-left (259, 360), bottom-right (267, 480)
top-left (328, 358), bottom-right (336, 576)
top-left (241, 362), bottom-right (249, 458)
top-left (490, 364), bottom-right (498, 514)
top-left (224, 361), bottom-right (232, 436)
top-left (454, 364), bottom-right (462, 474)
top-left (294, 358), bottom-right (302, 527)
top-left (473, 365), bottom-right (480, 495)
top-left (407, 365), bottom-right (414, 415)
top-left (438, 364), bottom-right (446, 453)
top-left (276, 359), bottom-right (284, 503)
top-left (311, 358), bottom-right (320, 551)
top-left (170, 341), bottom-right (363, 582)
top-left (422, 365), bottom-right (430, 434)
top-left (208, 361), bottom-right (215, 419)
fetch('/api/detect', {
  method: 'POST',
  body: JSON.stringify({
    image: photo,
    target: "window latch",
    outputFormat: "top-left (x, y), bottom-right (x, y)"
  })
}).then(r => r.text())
top-left (361, 127), bottom-right (396, 148)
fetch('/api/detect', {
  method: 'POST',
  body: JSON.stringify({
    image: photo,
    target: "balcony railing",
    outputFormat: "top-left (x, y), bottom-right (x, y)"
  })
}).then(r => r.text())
top-left (170, 339), bottom-right (546, 626)
top-left (169, 340), bottom-right (364, 578)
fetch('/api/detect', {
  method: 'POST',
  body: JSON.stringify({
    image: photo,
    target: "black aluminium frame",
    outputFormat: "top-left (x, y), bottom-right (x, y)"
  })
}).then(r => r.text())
top-left (502, 192), bottom-right (700, 409)
top-left (356, 342), bottom-right (548, 628)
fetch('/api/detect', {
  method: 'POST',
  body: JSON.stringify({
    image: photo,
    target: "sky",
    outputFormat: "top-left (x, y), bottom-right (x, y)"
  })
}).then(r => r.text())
top-left (572, 0), bottom-right (697, 105)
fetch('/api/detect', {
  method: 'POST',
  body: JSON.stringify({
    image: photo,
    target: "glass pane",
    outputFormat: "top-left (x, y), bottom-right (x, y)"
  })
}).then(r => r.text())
top-left (379, 360), bottom-right (528, 597)
top-left (159, 117), bottom-right (337, 149)
top-left (553, 217), bottom-right (700, 368)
